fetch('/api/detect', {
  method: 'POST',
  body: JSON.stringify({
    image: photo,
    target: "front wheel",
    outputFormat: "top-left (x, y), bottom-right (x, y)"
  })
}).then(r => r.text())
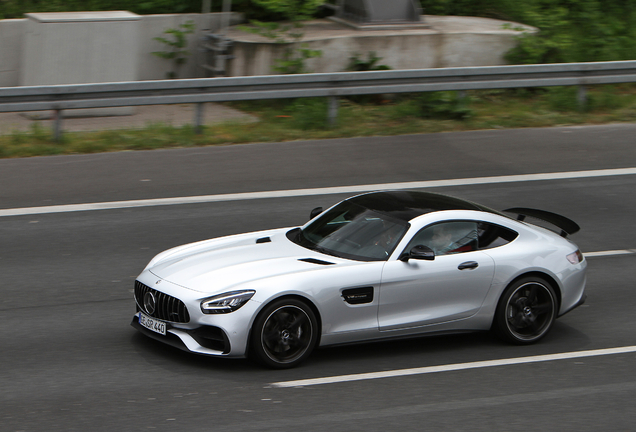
top-left (250, 298), bottom-right (318, 369)
top-left (494, 277), bottom-right (558, 344)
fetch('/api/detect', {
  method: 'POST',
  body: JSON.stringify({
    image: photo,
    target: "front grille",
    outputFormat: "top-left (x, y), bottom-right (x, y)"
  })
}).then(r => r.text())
top-left (134, 280), bottom-right (190, 323)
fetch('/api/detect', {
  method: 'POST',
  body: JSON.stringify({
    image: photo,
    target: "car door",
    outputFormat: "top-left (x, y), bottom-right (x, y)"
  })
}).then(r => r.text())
top-left (378, 221), bottom-right (496, 331)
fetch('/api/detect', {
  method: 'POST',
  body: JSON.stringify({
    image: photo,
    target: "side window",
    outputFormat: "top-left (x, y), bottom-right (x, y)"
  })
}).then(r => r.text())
top-left (405, 221), bottom-right (479, 256)
top-left (476, 222), bottom-right (518, 250)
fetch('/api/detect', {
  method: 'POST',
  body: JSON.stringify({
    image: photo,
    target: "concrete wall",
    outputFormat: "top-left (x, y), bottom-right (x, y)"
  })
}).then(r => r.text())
top-left (227, 16), bottom-right (535, 76)
top-left (0, 12), bottom-right (241, 87)
top-left (0, 19), bottom-right (24, 87)
top-left (0, 13), bottom-right (531, 86)
top-left (139, 13), bottom-right (240, 81)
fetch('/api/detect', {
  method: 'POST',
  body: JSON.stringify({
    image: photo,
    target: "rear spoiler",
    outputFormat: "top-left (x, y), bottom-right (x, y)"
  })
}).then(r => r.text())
top-left (504, 208), bottom-right (580, 238)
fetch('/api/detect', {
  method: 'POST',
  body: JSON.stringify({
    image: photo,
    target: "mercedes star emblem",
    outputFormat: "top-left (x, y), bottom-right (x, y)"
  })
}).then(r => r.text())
top-left (144, 291), bottom-right (156, 315)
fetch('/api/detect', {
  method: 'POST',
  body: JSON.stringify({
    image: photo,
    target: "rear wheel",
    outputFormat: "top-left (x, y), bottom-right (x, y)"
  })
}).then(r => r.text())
top-left (250, 298), bottom-right (318, 369)
top-left (494, 277), bottom-right (557, 344)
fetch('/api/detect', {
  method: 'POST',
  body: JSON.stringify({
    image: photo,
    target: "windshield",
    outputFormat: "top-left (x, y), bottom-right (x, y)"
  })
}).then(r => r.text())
top-left (292, 200), bottom-right (409, 261)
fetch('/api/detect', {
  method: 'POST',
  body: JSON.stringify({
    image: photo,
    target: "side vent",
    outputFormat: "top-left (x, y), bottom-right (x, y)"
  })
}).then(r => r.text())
top-left (256, 237), bottom-right (271, 244)
top-left (342, 287), bottom-right (374, 305)
top-left (298, 258), bottom-right (335, 266)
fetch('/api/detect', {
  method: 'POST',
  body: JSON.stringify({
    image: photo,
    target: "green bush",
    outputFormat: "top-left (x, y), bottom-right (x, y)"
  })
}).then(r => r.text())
top-left (344, 52), bottom-right (392, 104)
top-left (420, 0), bottom-right (636, 64)
top-left (251, 0), bottom-right (323, 21)
top-left (505, 0), bottom-right (636, 64)
top-left (346, 52), bottom-right (391, 72)
top-left (152, 20), bottom-right (196, 79)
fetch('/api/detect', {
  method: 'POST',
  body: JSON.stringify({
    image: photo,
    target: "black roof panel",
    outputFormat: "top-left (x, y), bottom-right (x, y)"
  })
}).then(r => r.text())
top-left (347, 191), bottom-right (488, 221)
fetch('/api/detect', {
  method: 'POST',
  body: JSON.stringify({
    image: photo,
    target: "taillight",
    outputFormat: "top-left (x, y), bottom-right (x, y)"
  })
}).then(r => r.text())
top-left (566, 249), bottom-right (584, 264)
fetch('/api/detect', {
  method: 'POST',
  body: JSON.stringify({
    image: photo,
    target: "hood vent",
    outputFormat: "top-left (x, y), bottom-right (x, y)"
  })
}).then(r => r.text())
top-left (256, 237), bottom-right (272, 244)
top-left (299, 258), bottom-right (335, 266)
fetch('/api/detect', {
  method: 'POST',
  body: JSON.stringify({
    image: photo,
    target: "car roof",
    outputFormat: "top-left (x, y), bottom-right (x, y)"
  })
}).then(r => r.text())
top-left (347, 191), bottom-right (502, 222)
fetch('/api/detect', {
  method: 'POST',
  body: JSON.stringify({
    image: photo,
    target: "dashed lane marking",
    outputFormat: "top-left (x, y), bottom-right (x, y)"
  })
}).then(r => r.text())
top-left (1, 167), bottom-right (636, 217)
top-left (584, 249), bottom-right (636, 257)
top-left (270, 346), bottom-right (636, 388)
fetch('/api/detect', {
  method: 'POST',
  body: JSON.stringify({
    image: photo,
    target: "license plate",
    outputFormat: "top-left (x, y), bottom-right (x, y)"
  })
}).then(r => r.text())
top-left (139, 312), bottom-right (166, 336)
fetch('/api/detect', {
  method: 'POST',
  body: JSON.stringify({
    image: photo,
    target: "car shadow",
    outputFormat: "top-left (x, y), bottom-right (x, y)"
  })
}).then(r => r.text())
top-left (129, 332), bottom-right (254, 373)
top-left (129, 320), bottom-right (591, 376)
top-left (308, 321), bottom-right (592, 370)
top-left (310, 332), bottom-right (497, 365)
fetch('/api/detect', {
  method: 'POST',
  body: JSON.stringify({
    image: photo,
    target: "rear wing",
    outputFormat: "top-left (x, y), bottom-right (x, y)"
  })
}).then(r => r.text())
top-left (504, 208), bottom-right (580, 238)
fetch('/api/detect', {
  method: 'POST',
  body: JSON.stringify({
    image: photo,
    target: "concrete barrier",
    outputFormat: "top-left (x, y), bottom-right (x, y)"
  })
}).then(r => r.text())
top-left (227, 16), bottom-right (536, 76)
top-left (0, 12), bottom-right (242, 87)
top-left (0, 19), bottom-right (25, 87)
top-left (0, 12), bottom-right (533, 84)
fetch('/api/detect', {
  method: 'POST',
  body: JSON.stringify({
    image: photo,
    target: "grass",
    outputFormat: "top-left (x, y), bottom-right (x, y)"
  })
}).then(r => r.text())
top-left (1, 84), bottom-right (636, 159)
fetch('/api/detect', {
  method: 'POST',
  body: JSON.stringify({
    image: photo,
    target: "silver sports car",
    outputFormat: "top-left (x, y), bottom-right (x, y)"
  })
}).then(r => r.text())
top-left (131, 191), bottom-right (587, 368)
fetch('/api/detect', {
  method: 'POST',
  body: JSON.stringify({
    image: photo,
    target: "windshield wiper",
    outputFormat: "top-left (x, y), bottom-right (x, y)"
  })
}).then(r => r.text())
top-left (312, 245), bottom-right (345, 259)
top-left (294, 229), bottom-right (347, 259)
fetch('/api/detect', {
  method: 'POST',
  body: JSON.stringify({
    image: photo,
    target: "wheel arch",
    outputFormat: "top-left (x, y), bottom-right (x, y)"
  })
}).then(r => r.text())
top-left (491, 271), bottom-right (562, 329)
top-left (247, 294), bottom-right (323, 354)
top-left (508, 271), bottom-right (561, 306)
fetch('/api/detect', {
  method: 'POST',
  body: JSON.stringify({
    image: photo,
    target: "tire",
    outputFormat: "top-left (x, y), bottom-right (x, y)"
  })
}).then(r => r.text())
top-left (494, 277), bottom-right (558, 345)
top-left (250, 298), bottom-right (318, 369)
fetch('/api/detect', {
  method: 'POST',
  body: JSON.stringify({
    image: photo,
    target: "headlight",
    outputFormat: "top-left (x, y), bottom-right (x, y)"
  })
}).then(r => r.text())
top-left (566, 249), bottom-right (584, 265)
top-left (200, 290), bottom-right (255, 314)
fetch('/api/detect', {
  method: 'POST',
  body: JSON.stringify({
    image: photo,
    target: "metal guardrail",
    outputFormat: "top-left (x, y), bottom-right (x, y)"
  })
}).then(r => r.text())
top-left (2, 60), bottom-right (636, 137)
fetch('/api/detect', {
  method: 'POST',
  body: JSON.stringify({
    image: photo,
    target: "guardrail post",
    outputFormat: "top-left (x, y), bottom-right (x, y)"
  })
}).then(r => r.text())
top-left (577, 85), bottom-right (587, 110)
top-left (195, 103), bottom-right (204, 134)
top-left (53, 109), bottom-right (63, 142)
top-left (328, 96), bottom-right (339, 127)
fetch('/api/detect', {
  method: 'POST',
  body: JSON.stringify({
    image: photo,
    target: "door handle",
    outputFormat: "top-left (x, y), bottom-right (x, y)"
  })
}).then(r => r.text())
top-left (458, 261), bottom-right (479, 270)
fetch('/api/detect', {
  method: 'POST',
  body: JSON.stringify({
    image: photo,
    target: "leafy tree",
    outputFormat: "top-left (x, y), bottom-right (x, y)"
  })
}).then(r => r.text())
top-left (242, 0), bottom-right (324, 74)
top-left (504, 2), bottom-right (574, 64)
top-left (251, 0), bottom-right (323, 21)
top-left (504, 0), bottom-right (636, 64)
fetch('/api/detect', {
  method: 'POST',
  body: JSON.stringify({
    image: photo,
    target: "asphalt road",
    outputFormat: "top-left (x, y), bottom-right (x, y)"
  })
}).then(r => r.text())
top-left (2, 124), bottom-right (636, 431)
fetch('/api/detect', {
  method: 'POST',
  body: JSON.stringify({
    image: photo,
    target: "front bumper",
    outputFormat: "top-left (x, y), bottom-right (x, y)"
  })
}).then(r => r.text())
top-left (131, 273), bottom-right (263, 358)
top-left (131, 312), bottom-right (231, 355)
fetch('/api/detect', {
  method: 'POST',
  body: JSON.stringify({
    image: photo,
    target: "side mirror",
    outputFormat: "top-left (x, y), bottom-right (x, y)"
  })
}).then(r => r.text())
top-left (310, 207), bottom-right (323, 220)
top-left (400, 245), bottom-right (435, 262)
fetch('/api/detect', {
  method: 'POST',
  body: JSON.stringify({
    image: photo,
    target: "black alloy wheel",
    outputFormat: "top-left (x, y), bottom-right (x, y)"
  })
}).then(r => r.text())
top-left (495, 277), bottom-right (558, 344)
top-left (251, 298), bottom-right (318, 368)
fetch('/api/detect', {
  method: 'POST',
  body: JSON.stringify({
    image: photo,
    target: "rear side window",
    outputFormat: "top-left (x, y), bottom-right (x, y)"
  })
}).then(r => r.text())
top-left (477, 222), bottom-right (518, 250)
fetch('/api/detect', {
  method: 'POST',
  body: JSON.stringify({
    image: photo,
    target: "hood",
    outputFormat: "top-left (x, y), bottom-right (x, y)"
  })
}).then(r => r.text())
top-left (147, 228), bottom-right (346, 294)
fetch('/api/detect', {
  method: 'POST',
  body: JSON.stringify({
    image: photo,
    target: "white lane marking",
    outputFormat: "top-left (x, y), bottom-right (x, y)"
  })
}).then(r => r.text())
top-left (270, 346), bottom-right (636, 388)
top-left (2, 167), bottom-right (636, 217)
top-left (584, 250), bottom-right (636, 257)
top-left (584, 249), bottom-right (636, 257)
